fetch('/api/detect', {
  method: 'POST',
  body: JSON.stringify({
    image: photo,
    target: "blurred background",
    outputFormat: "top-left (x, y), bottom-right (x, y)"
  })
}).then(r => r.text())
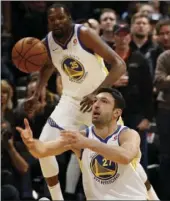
top-left (1, 1), bottom-right (170, 201)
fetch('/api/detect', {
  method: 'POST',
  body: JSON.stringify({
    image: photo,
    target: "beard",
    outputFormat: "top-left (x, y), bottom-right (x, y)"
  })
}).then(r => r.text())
top-left (52, 30), bottom-right (64, 39)
top-left (134, 32), bottom-right (146, 39)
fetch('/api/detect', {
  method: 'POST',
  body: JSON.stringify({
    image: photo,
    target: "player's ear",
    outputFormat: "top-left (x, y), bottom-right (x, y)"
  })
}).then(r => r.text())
top-left (113, 108), bottom-right (122, 118)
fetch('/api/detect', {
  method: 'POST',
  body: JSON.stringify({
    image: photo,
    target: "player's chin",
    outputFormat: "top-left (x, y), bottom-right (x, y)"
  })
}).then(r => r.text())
top-left (53, 30), bottom-right (63, 38)
top-left (92, 116), bottom-right (100, 124)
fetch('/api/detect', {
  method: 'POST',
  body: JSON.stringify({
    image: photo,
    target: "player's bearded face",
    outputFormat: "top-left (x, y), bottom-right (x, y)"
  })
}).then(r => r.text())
top-left (48, 8), bottom-right (71, 38)
top-left (92, 93), bottom-right (115, 125)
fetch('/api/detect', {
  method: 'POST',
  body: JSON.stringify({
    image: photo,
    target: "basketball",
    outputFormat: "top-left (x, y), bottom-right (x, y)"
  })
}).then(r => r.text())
top-left (12, 37), bottom-right (48, 73)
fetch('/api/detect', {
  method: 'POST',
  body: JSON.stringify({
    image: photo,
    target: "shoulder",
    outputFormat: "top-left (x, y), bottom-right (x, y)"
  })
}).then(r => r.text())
top-left (158, 50), bottom-right (170, 61)
top-left (119, 128), bottom-right (140, 144)
top-left (78, 25), bottom-right (98, 40)
top-left (157, 50), bottom-right (170, 69)
top-left (120, 127), bottom-right (138, 135)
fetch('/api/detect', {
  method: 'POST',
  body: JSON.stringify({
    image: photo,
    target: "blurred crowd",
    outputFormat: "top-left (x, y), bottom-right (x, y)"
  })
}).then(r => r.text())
top-left (1, 1), bottom-right (170, 201)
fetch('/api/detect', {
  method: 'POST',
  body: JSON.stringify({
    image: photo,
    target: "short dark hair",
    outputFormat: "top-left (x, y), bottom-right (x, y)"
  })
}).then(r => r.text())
top-left (47, 3), bottom-right (71, 16)
top-left (131, 12), bottom-right (150, 24)
top-left (97, 87), bottom-right (126, 110)
top-left (100, 8), bottom-right (116, 20)
top-left (156, 19), bottom-right (170, 35)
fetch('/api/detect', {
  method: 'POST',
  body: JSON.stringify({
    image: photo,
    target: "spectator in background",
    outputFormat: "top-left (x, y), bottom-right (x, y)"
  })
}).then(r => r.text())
top-left (121, 1), bottom-right (141, 24)
top-left (148, 19), bottom-right (170, 78)
top-left (99, 8), bottom-right (117, 47)
top-left (130, 13), bottom-right (153, 56)
top-left (15, 74), bottom-right (59, 140)
top-left (139, 3), bottom-right (155, 16)
top-left (130, 12), bottom-right (162, 78)
top-left (156, 19), bottom-right (170, 50)
top-left (154, 50), bottom-right (170, 200)
top-left (113, 23), bottom-right (153, 171)
top-left (1, 80), bottom-right (15, 127)
top-left (1, 119), bottom-right (29, 200)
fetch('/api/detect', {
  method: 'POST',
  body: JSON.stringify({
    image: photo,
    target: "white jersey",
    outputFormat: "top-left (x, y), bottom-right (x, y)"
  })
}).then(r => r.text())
top-left (81, 125), bottom-right (148, 200)
top-left (46, 24), bottom-right (108, 100)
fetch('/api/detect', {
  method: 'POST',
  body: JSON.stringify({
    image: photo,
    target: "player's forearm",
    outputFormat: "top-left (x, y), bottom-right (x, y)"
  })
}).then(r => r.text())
top-left (27, 139), bottom-right (69, 158)
top-left (35, 62), bottom-right (54, 96)
top-left (93, 58), bottom-right (126, 94)
top-left (86, 139), bottom-right (132, 164)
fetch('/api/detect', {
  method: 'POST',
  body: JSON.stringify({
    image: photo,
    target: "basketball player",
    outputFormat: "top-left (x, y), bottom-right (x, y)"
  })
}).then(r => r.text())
top-left (24, 3), bottom-right (126, 200)
top-left (17, 88), bottom-right (159, 200)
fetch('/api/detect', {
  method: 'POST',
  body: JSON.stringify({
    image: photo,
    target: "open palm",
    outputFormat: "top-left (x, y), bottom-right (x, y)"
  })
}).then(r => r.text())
top-left (16, 118), bottom-right (33, 144)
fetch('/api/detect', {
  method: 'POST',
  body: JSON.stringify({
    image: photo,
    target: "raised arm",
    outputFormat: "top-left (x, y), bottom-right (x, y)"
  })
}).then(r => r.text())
top-left (80, 26), bottom-right (126, 92)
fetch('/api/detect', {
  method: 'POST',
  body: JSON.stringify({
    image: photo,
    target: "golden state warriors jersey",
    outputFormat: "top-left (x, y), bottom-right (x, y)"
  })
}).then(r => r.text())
top-left (46, 24), bottom-right (108, 99)
top-left (81, 125), bottom-right (147, 200)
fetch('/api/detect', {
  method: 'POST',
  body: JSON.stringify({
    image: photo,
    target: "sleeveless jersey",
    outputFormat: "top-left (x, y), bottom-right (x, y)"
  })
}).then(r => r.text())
top-left (81, 125), bottom-right (147, 200)
top-left (46, 24), bottom-right (108, 100)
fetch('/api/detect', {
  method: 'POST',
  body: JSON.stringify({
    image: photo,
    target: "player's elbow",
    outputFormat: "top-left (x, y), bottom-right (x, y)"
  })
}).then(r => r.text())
top-left (120, 156), bottom-right (131, 164)
top-left (120, 154), bottom-right (134, 165)
top-left (111, 57), bottom-right (126, 75)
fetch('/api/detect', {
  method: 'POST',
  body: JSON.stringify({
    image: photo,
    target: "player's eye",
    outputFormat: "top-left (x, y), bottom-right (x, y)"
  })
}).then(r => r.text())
top-left (93, 98), bottom-right (97, 103)
top-left (101, 99), bottom-right (108, 104)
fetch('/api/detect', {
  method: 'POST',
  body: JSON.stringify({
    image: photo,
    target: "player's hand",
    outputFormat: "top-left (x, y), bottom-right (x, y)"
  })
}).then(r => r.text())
top-left (61, 130), bottom-right (88, 149)
top-left (80, 93), bottom-right (95, 113)
top-left (137, 119), bottom-right (150, 131)
top-left (16, 118), bottom-right (33, 146)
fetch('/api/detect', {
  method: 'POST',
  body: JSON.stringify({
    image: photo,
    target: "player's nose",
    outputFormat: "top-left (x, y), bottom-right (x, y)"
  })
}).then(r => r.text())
top-left (54, 19), bottom-right (60, 26)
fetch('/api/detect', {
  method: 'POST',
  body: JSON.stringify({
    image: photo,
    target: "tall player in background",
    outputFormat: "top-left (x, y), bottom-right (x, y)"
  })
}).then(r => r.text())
top-left (17, 88), bottom-right (159, 200)
top-left (23, 3), bottom-right (126, 200)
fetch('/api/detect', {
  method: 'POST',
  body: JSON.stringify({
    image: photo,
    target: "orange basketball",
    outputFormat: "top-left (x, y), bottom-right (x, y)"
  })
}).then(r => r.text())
top-left (12, 37), bottom-right (48, 73)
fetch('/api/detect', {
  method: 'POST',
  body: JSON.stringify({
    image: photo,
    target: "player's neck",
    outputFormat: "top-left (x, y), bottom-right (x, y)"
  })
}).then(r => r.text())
top-left (94, 121), bottom-right (118, 139)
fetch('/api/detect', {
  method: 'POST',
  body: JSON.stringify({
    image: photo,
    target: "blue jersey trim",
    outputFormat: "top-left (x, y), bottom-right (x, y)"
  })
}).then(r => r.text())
top-left (77, 25), bottom-right (94, 55)
top-left (118, 126), bottom-right (129, 146)
top-left (91, 125), bottom-right (121, 143)
top-left (47, 117), bottom-right (64, 130)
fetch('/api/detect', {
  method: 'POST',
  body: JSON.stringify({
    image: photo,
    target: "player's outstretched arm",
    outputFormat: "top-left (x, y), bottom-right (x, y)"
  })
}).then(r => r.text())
top-left (68, 128), bottom-right (141, 165)
top-left (80, 27), bottom-right (126, 91)
top-left (16, 119), bottom-right (75, 158)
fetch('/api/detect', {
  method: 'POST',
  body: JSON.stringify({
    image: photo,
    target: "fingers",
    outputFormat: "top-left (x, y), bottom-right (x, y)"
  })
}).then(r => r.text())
top-left (80, 103), bottom-right (92, 113)
top-left (80, 96), bottom-right (87, 106)
top-left (24, 118), bottom-right (30, 129)
top-left (61, 131), bottom-right (76, 139)
top-left (80, 96), bottom-right (93, 112)
top-left (87, 105), bottom-right (92, 113)
top-left (61, 131), bottom-right (78, 145)
top-left (16, 126), bottom-right (23, 133)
